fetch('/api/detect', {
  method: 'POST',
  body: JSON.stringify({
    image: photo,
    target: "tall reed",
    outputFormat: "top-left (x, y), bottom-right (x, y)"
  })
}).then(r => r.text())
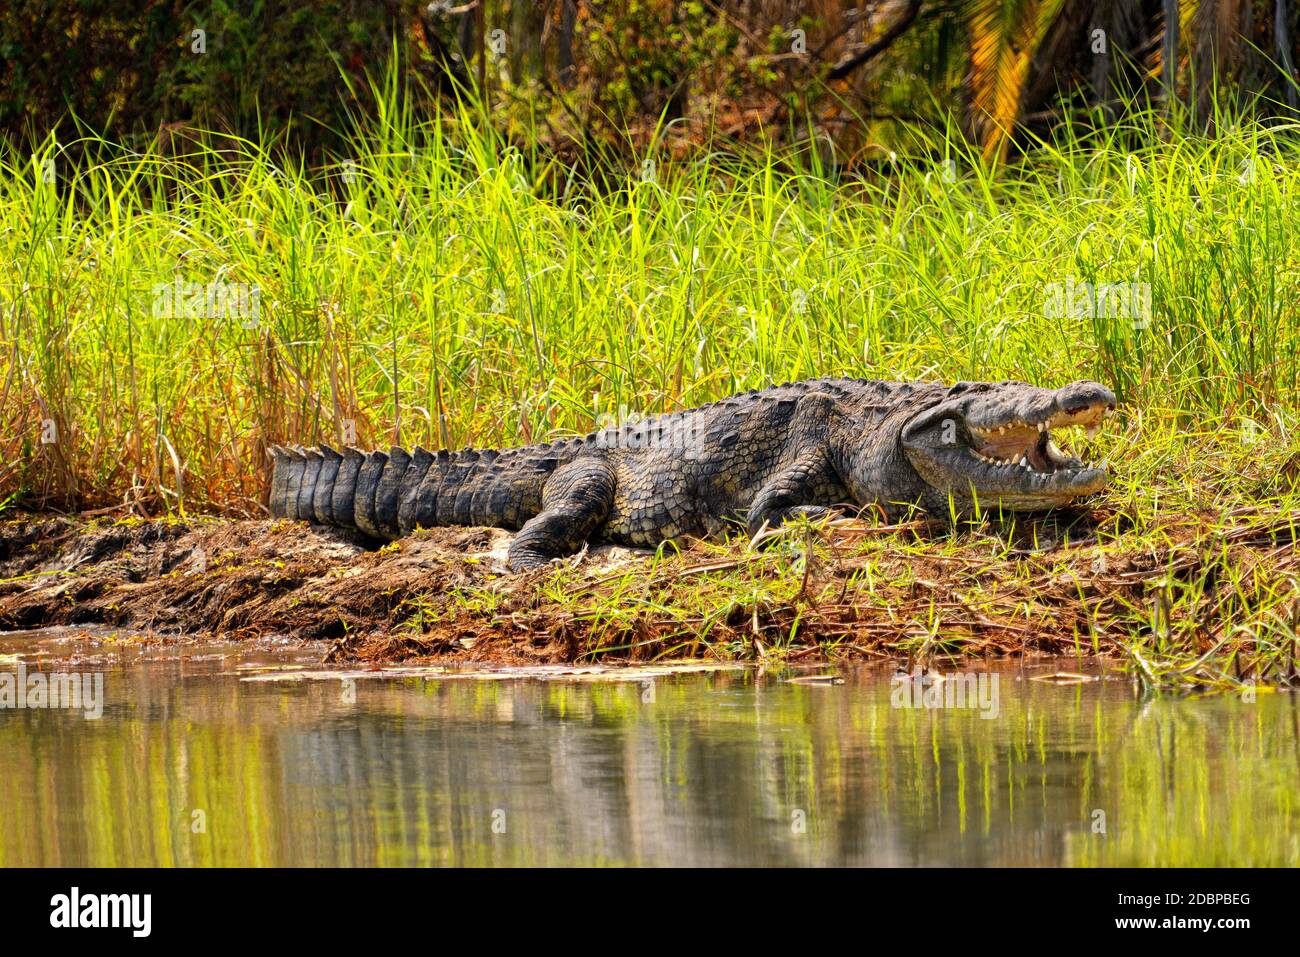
top-left (2, 87), bottom-right (1298, 516)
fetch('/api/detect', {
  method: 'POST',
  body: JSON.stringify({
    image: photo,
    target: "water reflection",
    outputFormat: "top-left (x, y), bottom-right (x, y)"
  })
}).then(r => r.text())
top-left (0, 642), bottom-right (1297, 866)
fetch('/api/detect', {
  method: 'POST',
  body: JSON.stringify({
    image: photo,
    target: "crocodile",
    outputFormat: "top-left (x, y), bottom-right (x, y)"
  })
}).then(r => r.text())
top-left (267, 378), bottom-right (1117, 571)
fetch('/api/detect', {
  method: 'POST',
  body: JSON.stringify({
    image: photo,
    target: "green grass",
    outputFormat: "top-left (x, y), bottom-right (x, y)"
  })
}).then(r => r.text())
top-left (3, 89), bottom-right (1300, 688)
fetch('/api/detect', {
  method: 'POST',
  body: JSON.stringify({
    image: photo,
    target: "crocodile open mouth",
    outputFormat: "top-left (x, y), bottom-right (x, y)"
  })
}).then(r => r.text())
top-left (899, 379), bottom-right (1119, 510)
top-left (968, 399), bottom-right (1115, 478)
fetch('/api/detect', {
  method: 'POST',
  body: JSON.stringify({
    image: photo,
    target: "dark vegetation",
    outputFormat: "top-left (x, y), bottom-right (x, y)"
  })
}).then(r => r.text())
top-left (4, 1), bottom-right (1299, 166)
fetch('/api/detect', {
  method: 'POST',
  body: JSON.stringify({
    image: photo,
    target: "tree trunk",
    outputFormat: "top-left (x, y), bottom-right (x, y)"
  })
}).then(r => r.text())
top-left (1163, 0), bottom-right (1180, 107)
top-left (557, 0), bottom-right (577, 87)
top-left (476, 0), bottom-right (487, 106)
top-left (1277, 0), bottom-right (1298, 109)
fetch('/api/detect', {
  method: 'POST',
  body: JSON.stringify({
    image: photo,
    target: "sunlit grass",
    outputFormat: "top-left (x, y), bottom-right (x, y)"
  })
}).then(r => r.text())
top-left (4, 89), bottom-right (1299, 513)
top-left (3, 86), bottom-right (1300, 687)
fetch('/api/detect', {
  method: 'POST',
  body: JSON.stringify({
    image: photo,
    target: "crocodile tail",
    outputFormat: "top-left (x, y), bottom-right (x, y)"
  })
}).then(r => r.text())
top-left (268, 446), bottom-right (291, 517)
top-left (277, 447), bottom-right (307, 519)
top-left (352, 449), bottom-right (389, 537)
top-left (371, 446), bottom-right (411, 538)
top-left (331, 448), bottom-right (365, 528)
top-left (311, 445), bottom-right (343, 524)
top-left (269, 440), bottom-right (563, 536)
top-left (269, 444), bottom-right (375, 532)
top-left (396, 446), bottom-right (435, 536)
top-left (297, 449), bottom-right (323, 520)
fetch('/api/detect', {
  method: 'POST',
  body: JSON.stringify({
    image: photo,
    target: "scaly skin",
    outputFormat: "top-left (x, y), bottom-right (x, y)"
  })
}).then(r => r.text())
top-left (268, 378), bottom-right (1117, 571)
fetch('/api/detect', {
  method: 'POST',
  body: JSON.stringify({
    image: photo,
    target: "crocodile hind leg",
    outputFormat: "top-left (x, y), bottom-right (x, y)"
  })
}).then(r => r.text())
top-left (507, 457), bottom-right (614, 571)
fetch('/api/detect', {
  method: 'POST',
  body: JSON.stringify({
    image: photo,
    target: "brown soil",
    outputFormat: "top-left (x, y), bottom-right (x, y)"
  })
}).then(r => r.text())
top-left (0, 514), bottom-right (653, 663)
top-left (1, 509), bottom-right (1297, 669)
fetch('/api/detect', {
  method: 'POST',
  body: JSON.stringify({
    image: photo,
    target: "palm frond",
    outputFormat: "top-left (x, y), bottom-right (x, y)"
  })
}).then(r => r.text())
top-left (967, 0), bottom-right (1067, 163)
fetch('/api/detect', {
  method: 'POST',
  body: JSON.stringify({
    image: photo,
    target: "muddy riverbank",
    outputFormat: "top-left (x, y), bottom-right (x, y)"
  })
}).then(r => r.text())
top-left (2, 509), bottom-right (1297, 676)
top-left (0, 513), bottom-right (663, 663)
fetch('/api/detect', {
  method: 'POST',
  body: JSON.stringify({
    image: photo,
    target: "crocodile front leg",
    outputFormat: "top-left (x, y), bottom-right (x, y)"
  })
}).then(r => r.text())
top-left (745, 449), bottom-right (845, 537)
top-left (507, 457), bottom-right (615, 571)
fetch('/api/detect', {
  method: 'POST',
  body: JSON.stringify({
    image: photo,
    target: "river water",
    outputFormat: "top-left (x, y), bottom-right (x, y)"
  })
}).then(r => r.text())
top-left (1, 628), bottom-right (1297, 866)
